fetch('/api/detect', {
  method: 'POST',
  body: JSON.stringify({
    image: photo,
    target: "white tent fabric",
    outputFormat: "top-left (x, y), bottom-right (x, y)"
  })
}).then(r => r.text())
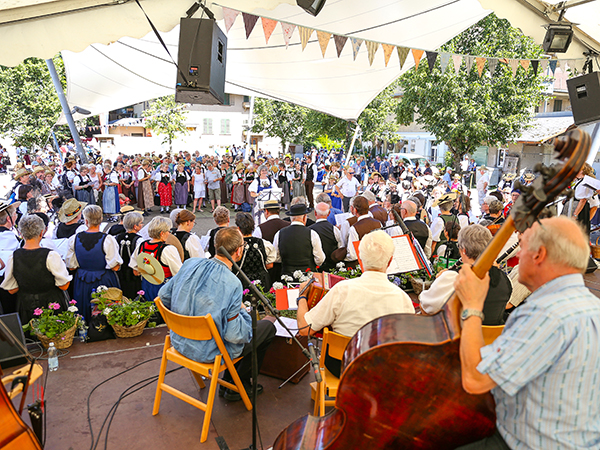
top-left (60, 0), bottom-right (490, 122)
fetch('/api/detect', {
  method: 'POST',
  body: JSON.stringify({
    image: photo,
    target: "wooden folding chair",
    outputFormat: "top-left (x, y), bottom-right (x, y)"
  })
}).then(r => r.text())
top-left (482, 325), bottom-right (504, 346)
top-left (153, 297), bottom-right (252, 443)
top-left (310, 328), bottom-right (350, 417)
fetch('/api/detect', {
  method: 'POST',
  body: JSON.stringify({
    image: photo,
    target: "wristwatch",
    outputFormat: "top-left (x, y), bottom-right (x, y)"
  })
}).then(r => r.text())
top-left (461, 309), bottom-right (485, 322)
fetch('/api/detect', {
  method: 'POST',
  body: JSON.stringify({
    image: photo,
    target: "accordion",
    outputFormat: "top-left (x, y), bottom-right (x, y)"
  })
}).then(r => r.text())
top-left (304, 272), bottom-right (346, 310)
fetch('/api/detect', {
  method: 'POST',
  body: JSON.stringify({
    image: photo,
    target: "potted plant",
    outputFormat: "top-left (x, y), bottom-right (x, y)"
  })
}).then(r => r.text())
top-left (92, 287), bottom-right (156, 338)
top-left (408, 269), bottom-right (435, 296)
top-left (25, 300), bottom-right (80, 349)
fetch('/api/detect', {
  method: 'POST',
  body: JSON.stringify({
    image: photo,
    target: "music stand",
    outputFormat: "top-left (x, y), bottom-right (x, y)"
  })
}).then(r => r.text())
top-left (254, 188), bottom-right (282, 225)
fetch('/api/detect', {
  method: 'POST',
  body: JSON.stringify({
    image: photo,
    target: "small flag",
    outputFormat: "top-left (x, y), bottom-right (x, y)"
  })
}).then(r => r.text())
top-left (222, 7), bottom-right (239, 33)
top-left (540, 59), bottom-right (549, 74)
top-left (281, 22), bottom-right (296, 48)
top-left (520, 59), bottom-right (530, 72)
top-left (509, 59), bottom-right (519, 77)
top-left (397, 46), bottom-right (409, 69)
top-left (549, 60), bottom-right (557, 75)
top-left (476, 57), bottom-right (486, 77)
top-left (452, 54), bottom-right (462, 74)
top-left (334, 35), bottom-right (348, 58)
top-left (261, 18), bottom-right (277, 44)
top-left (488, 58), bottom-right (498, 76)
top-left (242, 13), bottom-right (259, 39)
top-left (298, 27), bottom-right (313, 51)
top-left (412, 49), bottom-right (424, 70)
top-left (317, 31), bottom-right (331, 57)
top-left (426, 51), bottom-right (438, 72)
top-left (531, 60), bottom-right (539, 76)
top-left (382, 44), bottom-right (394, 67)
top-left (439, 53), bottom-right (451, 73)
top-left (366, 41), bottom-right (379, 66)
top-left (351, 38), bottom-right (363, 61)
top-left (466, 56), bottom-right (474, 73)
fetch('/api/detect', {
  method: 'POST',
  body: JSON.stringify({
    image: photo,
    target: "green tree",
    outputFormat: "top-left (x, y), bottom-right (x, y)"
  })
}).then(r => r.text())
top-left (0, 56), bottom-right (66, 149)
top-left (142, 96), bottom-right (189, 150)
top-left (395, 13), bottom-right (545, 169)
top-left (251, 99), bottom-right (308, 151)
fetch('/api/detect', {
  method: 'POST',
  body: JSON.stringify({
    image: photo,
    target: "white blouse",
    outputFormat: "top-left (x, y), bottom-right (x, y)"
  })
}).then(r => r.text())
top-left (66, 232), bottom-right (123, 270)
top-left (129, 241), bottom-right (182, 276)
top-left (185, 234), bottom-right (204, 259)
top-left (1, 250), bottom-right (72, 291)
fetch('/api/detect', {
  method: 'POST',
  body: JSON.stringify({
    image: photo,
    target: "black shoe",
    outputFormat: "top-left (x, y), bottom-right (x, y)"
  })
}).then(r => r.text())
top-left (143, 211), bottom-right (149, 217)
top-left (223, 383), bottom-right (263, 402)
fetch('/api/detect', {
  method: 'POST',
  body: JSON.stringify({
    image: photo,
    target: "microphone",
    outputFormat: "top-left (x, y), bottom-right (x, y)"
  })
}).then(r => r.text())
top-left (308, 342), bottom-right (322, 383)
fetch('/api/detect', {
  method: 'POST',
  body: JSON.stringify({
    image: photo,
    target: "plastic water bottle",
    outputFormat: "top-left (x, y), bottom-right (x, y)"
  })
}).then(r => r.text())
top-left (48, 342), bottom-right (58, 372)
top-left (79, 319), bottom-right (88, 343)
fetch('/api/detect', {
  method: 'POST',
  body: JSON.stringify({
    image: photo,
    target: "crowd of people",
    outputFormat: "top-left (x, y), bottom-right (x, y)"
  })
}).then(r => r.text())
top-left (1, 142), bottom-right (599, 449)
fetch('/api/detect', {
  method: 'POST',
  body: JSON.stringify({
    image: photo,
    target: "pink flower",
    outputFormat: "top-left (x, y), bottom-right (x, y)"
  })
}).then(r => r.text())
top-left (137, 290), bottom-right (145, 296)
top-left (243, 289), bottom-right (250, 295)
top-left (69, 299), bottom-right (77, 305)
top-left (49, 303), bottom-right (60, 310)
top-left (33, 308), bottom-right (43, 316)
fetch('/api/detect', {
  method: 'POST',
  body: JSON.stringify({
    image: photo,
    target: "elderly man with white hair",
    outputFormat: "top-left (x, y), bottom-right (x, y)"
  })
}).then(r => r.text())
top-left (297, 230), bottom-right (414, 377)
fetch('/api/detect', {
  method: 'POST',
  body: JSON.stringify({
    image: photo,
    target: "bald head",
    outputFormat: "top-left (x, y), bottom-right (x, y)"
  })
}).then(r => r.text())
top-left (314, 202), bottom-right (330, 219)
top-left (401, 200), bottom-right (417, 218)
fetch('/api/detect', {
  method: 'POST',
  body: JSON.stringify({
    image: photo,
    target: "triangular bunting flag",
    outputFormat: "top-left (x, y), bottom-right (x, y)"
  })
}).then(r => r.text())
top-left (281, 22), bottom-right (296, 48)
top-left (382, 44), bottom-right (394, 67)
top-left (242, 13), bottom-right (259, 39)
top-left (567, 59), bottom-right (576, 71)
top-left (351, 38), bottom-right (363, 61)
top-left (439, 53), bottom-right (451, 73)
top-left (509, 59), bottom-right (519, 77)
top-left (366, 41), bottom-right (379, 66)
top-left (488, 58), bottom-right (498, 76)
top-left (426, 51), bottom-right (438, 72)
top-left (531, 60), bottom-right (539, 76)
top-left (261, 17), bottom-right (277, 44)
top-left (452, 54), bottom-right (462, 74)
top-left (397, 46), bottom-right (409, 69)
top-left (466, 56), bottom-right (474, 73)
top-left (476, 57), bottom-right (486, 77)
top-left (222, 7), bottom-right (239, 33)
top-left (317, 31), bottom-right (331, 57)
top-left (549, 60), bottom-right (557, 75)
top-left (412, 49), bottom-right (424, 70)
top-left (334, 35), bottom-right (348, 58)
top-left (298, 27), bottom-right (313, 51)
top-left (540, 59), bottom-right (549, 73)
top-left (499, 58), bottom-right (509, 65)
top-left (520, 59), bottom-right (530, 72)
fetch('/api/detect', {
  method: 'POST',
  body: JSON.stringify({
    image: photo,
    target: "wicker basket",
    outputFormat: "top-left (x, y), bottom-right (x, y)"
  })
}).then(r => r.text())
top-left (35, 319), bottom-right (78, 349)
top-left (592, 238), bottom-right (600, 259)
top-left (112, 319), bottom-right (148, 338)
top-left (410, 278), bottom-right (433, 296)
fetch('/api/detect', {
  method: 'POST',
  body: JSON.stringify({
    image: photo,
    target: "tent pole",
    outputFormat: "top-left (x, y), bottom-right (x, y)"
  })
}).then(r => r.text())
top-left (45, 58), bottom-right (88, 163)
top-left (345, 121), bottom-right (360, 166)
top-left (246, 96), bottom-right (255, 156)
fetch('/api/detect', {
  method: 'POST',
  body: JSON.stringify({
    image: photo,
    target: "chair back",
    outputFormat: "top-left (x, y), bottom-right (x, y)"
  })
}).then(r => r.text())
top-left (482, 325), bottom-right (504, 346)
top-left (155, 297), bottom-right (214, 342)
top-left (319, 328), bottom-right (351, 367)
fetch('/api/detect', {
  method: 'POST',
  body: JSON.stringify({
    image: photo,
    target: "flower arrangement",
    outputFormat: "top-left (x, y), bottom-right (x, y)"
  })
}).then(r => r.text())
top-left (92, 287), bottom-right (156, 333)
top-left (24, 301), bottom-right (80, 349)
top-left (328, 262), bottom-right (362, 279)
top-left (243, 280), bottom-right (296, 319)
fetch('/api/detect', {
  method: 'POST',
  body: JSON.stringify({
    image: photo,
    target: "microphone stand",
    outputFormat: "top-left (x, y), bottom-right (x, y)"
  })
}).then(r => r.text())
top-left (219, 247), bottom-right (322, 450)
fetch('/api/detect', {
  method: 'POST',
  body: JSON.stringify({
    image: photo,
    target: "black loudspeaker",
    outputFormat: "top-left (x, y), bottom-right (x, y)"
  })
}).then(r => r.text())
top-left (567, 72), bottom-right (600, 126)
top-left (175, 18), bottom-right (227, 105)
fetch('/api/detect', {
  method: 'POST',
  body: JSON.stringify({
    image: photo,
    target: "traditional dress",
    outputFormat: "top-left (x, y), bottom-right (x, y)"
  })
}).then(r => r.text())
top-left (120, 170), bottom-right (137, 204)
top-left (245, 172), bottom-right (256, 205)
top-left (156, 170), bottom-right (173, 207)
top-left (69, 231), bottom-right (122, 321)
top-left (192, 170), bottom-right (206, 200)
top-left (102, 171), bottom-right (120, 214)
top-left (73, 174), bottom-right (95, 204)
top-left (278, 169), bottom-right (291, 206)
top-left (115, 231), bottom-right (142, 299)
top-left (137, 167), bottom-right (154, 210)
top-left (325, 181), bottom-right (343, 211)
top-left (173, 171), bottom-right (189, 206)
top-left (231, 172), bottom-right (246, 206)
top-left (234, 236), bottom-right (270, 288)
top-left (131, 240), bottom-right (181, 302)
top-left (292, 169), bottom-right (305, 198)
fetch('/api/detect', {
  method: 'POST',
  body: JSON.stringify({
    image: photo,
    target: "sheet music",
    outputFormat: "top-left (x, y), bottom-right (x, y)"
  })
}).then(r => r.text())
top-left (386, 235), bottom-right (421, 274)
top-left (273, 316), bottom-right (298, 338)
top-left (335, 212), bottom-right (352, 226)
top-left (583, 175), bottom-right (600, 194)
top-left (287, 289), bottom-right (300, 310)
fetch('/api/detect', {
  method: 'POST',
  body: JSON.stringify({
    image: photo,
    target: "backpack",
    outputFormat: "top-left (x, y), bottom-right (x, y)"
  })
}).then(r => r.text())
top-left (241, 202), bottom-right (252, 212)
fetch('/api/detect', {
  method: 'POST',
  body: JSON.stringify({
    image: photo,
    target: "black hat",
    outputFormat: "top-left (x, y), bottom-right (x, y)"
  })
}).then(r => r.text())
top-left (285, 204), bottom-right (313, 216)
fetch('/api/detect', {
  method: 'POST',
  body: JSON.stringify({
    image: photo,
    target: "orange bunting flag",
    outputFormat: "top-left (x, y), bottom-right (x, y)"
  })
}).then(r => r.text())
top-left (412, 49), bottom-right (424, 70)
top-left (451, 54), bottom-right (462, 74)
top-left (298, 27), bottom-right (313, 51)
top-left (397, 46), bottom-right (409, 69)
top-left (222, 7), bottom-right (239, 33)
top-left (281, 22), bottom-right (296, 48)
top-left (261, 18), bottom-right (277, 44)
top-left (382, 44), bottom-right (394, 67)
top-left (366, 41), bottom-right (379, 66)
top-left (476, 57), bottom-right (486, 77)
top-left (520, 59), bottom-right (530, 72)
top-left (317, 31), bottom-right (331, 57)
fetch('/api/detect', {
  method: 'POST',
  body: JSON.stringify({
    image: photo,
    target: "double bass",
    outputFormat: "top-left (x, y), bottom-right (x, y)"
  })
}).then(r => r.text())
top-left (274, 129), bottom-right (590, 450)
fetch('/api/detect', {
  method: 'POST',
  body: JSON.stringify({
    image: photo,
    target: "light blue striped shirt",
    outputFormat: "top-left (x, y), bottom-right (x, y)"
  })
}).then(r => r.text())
top-left (478, 274), bottom-right (600, 450)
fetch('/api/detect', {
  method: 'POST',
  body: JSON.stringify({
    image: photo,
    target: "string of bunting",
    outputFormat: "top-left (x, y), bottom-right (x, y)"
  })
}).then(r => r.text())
top-left (221, 6), bottom-right (585, 77)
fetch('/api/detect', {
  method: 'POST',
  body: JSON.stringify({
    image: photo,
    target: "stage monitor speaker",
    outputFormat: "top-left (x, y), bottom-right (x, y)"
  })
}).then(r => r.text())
top-left (175, 18), bottom-right (227, 105)
top-left (567, 71), bottom-right (600, 126)
top-left (0, 313), bottom-right (27, 369)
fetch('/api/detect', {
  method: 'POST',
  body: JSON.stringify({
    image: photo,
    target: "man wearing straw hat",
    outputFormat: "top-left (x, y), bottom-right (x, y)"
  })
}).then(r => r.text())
top-left (11, 168), bottom-right (31, 200)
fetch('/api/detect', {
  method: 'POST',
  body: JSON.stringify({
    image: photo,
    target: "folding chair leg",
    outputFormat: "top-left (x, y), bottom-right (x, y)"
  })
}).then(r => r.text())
top-left (313, 381), bottom-right (321, 416)
top-left (200, 356), bottom-right (221, 443)
top-left (153, 336), bottom-right (170, 415)
top-left (190, 370), bottom-right (206, 389)
top-left (319, 368), bottom-right (326, 417)
top-left (224, 356), bottom-right (252, 411)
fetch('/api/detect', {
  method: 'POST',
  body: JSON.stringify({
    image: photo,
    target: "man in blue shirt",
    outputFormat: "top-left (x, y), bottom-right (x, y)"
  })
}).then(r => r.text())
top-left (158, 227), bottom-right (276, 401)
top-left (455, 217), bottom-right (600, 449)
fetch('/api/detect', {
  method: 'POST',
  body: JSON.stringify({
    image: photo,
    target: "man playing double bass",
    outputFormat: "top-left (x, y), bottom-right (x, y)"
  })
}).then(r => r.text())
top-left (454, 217), bottom-right (600, 449)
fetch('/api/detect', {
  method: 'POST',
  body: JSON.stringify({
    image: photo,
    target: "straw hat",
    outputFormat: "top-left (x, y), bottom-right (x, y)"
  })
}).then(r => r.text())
top-left (0, 200), bottom-right (20, 214)
top-left (32, 166), bottom-right (46, 175)
top-left (57, 198), bottom-right (87, 223)
top-left (235, 162), bottom-right (245, 172)
top-left (453, 174), bottom-right (462, 180)
top-left (432, 192), bottom-right (458, 207)
top-left (502, 173), bottom-right (517, 181)
top-left (13, 168), bottom-right (31, 181)
top-left (523, 173), bottom-right (535, 182)
top-left (136, 253), bottom-right (165, 285)
top-left (45, 170), bottom-right (55, 177)
top-left (262, 200), bottom-right (281, 210)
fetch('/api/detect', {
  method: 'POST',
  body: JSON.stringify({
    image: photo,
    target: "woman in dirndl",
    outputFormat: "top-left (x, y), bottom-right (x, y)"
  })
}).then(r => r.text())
top-left (66, 205), bottom-right (122, 322)
top-left (231, 163), bottom-right (246, 210)
top-left (102, 164), bottom-right (121, 216)
top-left (173, 164), bottom-right (189, 209)
top-left (244, 166), bottom-right (256, 206)
top-left (292, 162), bottom-right (306, 198)
top-left (137, 160), bottom-right (154, 215)
top-left (73, 164), bottom-right (95, 205)
top-left (130, 216), bottom-right (182, 302)
top-left (277, 162), bottom-right (291, 209)
top-left (154, 163), bottom-right (173, 213)
top-left (120, 165), bottom-right (137, 204)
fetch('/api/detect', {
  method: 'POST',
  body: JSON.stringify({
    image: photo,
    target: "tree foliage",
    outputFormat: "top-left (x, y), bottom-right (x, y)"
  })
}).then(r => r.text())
top-left (142, 96), bottom-right (189, 150)
top-left (395, 13), bottom-right (545, 168)
top-left (0, 56), bottom-right (68, 149)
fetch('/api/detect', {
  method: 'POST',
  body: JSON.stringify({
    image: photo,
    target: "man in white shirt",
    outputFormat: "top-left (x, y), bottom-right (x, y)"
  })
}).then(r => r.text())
top-left (309, 202), bottom-right (344, 272)
top-left (336, 167), bottom-right (361, 213)
top-left (205, 162), bottom-right (223, 212)
top-left (347, 196), bottom-right (382, 261)
top-left (476, 167), bottom-right (490, 207)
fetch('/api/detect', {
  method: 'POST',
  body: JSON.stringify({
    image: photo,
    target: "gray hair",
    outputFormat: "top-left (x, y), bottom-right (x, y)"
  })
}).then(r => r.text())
top-left (315, 192), bottom-right (331, 206)
top-left (483, 196), bottom-right (496, 205)
top-left (291, 196), bottom-right (307, 206)
top-left (213, 206), bottom-right (230, 225)
top-left (358, 230), bottom-right (394, 272)
top-left (123, 212), bottom-right (144, 232)
top-left (19, 214), bottom-right (45, 240)
top-left (528, 217), bottom-right (589, 272)
top-left (83, 205), bottom-right (103, 227)
top-left (457, 224), bottom-right (492, 260)
top-left (148, 216), bottom-right (172, 240)
top-left (314, 202), bottom-right (330, 218)
top-left (362, 190), bottom-right (376, 202)
top-left (169, 208), bottom-right (183, 227)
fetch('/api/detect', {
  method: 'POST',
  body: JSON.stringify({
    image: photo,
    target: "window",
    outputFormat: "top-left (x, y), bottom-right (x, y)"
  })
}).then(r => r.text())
top-left (553, 99), bottom-right (563, 112)
top-left (203, 118), bottom-right (213, 135)
top-left (243, 96), bottom-right (250, 103)
top-left (220, 119), bottom-right (230, 135)
top-left (224, 93), bottom-right (234, 106)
